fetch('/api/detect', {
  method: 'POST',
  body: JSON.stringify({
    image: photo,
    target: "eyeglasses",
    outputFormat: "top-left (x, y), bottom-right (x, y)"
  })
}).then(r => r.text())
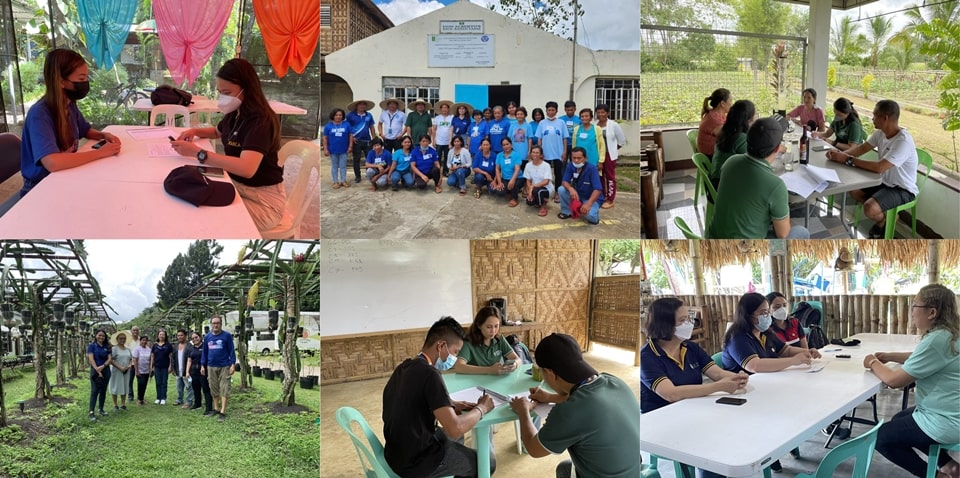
top-left (911, 304), bottom-right (933, 309)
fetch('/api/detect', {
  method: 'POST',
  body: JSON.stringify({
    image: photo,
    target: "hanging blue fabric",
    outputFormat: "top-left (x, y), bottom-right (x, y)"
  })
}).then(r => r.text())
top-left (77, 0), bottom-right (139, 70)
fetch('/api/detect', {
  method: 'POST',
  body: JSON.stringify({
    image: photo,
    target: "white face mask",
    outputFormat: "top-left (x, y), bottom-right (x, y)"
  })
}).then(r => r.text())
top-left (675, 321), bottom-right (694, 340)
top-left (218, 92), bottom-right (242, 114)
top-left (573, 161), bottom-right (585, 169)
top-left (772, 307), bottom-right (788, 321)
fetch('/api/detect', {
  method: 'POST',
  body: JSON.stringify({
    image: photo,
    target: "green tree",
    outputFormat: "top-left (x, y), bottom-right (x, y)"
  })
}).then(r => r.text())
top-left (889, 31), bottom-right (919, 71)
top-left (156, 241), bottom-right (223, 308)
top-left (489, 0), bottom-right (583, 39)
top-left (916, 19), bottom-right (960, 131)
top-left (904, 1), bottom-right (960, 68)
top-left (598, 240), bottom-right (641, 275)
top-left (830, 17), bottom-right (866, 65)
top-left (865, 16), bottom-right (894, 69)
top-left (734, 0), bottom-right (790, 66)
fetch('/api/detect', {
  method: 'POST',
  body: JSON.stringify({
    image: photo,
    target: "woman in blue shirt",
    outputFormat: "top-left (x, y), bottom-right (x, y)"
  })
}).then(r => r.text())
top-left (323, 108), bottom-right (353, 189)
top-left (389, 135), bottom-right (414, 190)
top-left (86, 329), bottom-right (113, 421)
top-left (151, 330), bottom-right (174, 405)
top-left (509, 106), bottom-right (534, 164)
top-left (467, 109), bottom-right (486, 157)
top-left (472, 137), bottom-right (496, 199)
top-left (493, 138), bottom-right (521, 207)
top-left (20, 49), bottom-right (122, 197)
top-left (722, 293), bottom-right (818, 375)
top-left (452, 103), bottom-right (472, 140)
top-left (411, 134), bottom-right (442, 193)
top-left (530, 107), bottom-right (545, 147)
top-left (869, 284), bottom-right (960, 478)
top-left (365, 137), bottom-right (393, 191)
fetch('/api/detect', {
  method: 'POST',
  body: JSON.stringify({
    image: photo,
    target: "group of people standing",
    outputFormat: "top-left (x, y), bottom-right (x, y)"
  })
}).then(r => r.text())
top-left (85, 318), bottom-right (237, 423)
top-left (697, 86), bottom-right (919, 239)
top-left (322, 97), bottom-right (626, 225)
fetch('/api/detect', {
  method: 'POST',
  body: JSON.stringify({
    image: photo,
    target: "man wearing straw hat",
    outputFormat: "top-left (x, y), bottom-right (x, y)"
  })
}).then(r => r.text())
top-left (403, 99), bottom-right (433, 148)
top-left (347, 99), bottom-right (377, 184)
top-left (432, 100), bottom-right (455, 176)
top-left (378, 98), bottom-right (406, 153)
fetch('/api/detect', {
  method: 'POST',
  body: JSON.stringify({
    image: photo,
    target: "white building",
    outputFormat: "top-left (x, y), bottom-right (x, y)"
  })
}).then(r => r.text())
top-left (324, 0), bottom-right (640, 155)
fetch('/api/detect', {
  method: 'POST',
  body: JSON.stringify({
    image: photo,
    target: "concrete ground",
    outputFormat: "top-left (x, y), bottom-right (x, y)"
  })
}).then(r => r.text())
top-left (320, 344), bottom-right (639, 478)
top-left (319, 156), bottom-right (640, 239)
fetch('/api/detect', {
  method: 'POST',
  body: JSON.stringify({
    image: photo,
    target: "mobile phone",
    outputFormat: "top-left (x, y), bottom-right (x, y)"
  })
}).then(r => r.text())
top-left (813, 145), bottom-right (830, 152)
top-left (836, 354), bottom-right (851, 359)
top-left (502, 359), bottom-right (516, 367)
top-left (716, 397), bottom-right (747, 406)
top-left (197, 166), bottom-right (225, 178)
top-left (91, 139), bottom-right (108, 149)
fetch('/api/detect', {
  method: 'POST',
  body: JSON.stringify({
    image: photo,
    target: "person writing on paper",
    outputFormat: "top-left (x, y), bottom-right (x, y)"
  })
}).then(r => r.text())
top-left (383, 317), bottom-right (496, 478)
top-left (20, 49), bottom-right (122, 197)
top-left (766, 292), bottom-right (809, 348)
top-left (825, 99), bottom-right (919, 239)
top-left (640, 298), bottom-right (749, 413)
top-left (453, 306), bottom-right (519, 375)
top-left (509, 333), bottom-right (640, 478)
top-left (814, 97), bottom-right (864, 150)
top-left (722, 292), bottom-right (821, 375)
top-left (170, 58), bottom-right (285, 233)
top-left (708, 117), bottom-right (810, 239)
top-left (867, 284), bottom-right (960, 478)
top-left (786, 88), bottom-right (826, 132)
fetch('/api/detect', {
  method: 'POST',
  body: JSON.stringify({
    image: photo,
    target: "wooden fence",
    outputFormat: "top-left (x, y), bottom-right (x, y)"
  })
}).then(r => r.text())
top-left (672, 294), bottom-right (957, 354)
top-left (590, 275), bottom-right (641, 365)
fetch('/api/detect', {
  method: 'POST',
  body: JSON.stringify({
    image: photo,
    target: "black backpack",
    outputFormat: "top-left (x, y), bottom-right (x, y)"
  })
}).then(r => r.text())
top-left (807, 324), bottom-right (829, 350)
top-left (151, 85), bottom-right (193, 106)
top-left (794, 302), bottom-right (822, 328)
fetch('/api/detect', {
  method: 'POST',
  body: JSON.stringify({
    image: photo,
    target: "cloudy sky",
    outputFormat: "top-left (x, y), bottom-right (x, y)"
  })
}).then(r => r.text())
top-left (372, 0), bottom-right (640, 50)
top-left (81, 240), bottom-right (314, 324)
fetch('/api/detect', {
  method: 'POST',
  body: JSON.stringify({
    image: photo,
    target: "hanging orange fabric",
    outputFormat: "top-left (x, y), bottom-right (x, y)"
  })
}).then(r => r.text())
top-left (253, 0), bottom-right (320, 78)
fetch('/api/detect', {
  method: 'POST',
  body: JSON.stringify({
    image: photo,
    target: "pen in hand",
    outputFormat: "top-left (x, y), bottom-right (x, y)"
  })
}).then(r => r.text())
top-left (168, 136), bottom-right (176, 141)
top-left (531, 380), bottom-right (544, 400)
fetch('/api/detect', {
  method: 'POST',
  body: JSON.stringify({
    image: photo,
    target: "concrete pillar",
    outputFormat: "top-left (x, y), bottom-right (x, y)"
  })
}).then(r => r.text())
top-left (806, 0), bottom-right (832, 105)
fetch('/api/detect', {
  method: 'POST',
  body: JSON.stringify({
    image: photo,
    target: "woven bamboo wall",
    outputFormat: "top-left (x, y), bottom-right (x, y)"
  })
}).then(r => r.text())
top-left (590, 275), bottom-right (641, 350)
top-left (321, 240), bottom-right (595, 385)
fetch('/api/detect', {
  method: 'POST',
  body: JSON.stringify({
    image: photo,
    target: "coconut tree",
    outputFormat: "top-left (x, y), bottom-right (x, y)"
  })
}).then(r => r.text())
top-left (830, 17), bottom-right (866, 65)
top-left (916, 19), bottom-right (960, 133)
top-left (866, 16), bottom-right (893, 69)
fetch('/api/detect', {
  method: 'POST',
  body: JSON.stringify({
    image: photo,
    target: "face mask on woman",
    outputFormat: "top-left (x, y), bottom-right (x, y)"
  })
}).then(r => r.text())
top-left (756, 313), bottom-right (773, 332)
top-left (772, 307), bottom-right (788, 321)
top-left (218, 91), bottom-right (243, 114)
top-left (675, 321), bottom-right (694, 341)
top-left (64, 81), bottom-right (90, 101)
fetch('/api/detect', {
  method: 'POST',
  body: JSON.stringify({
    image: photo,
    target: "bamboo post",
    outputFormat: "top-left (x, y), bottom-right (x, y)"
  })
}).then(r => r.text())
top-left (690, 241), bottom-right (705, 299)
top-left (784, 241), bottom-right (794, 299)
top-left (928, 240), bottom-right (940, 284)
top-left (896, 296), bottom-right (908, 334)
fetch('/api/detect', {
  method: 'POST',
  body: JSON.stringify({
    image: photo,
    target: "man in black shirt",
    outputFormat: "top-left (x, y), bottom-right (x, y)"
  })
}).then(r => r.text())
top-left (383, 317), bottom-right (496, 478)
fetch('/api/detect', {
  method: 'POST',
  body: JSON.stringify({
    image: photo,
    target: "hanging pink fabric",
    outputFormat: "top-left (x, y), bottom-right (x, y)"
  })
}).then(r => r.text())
top-left (153, 0), bottom-right (235, 86)
top-left (252, 0), bottom-right (320, 78)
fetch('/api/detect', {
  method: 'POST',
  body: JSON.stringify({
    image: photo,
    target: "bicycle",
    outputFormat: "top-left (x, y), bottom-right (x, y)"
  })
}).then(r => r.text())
top-left (103, 79), bottom-right (153, 121)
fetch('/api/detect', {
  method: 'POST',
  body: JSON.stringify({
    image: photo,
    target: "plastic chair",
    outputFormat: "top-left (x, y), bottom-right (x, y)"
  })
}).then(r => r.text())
top-left (686, 129), bottom-right (702, 207)
top-left (0, 133), bottom-right (23, 217)
top-left (335, 406), bottom-right (401, 478)
top-left (674, 216), bottom-right (702, 239)
top-left (686, 128), bottom-right (699, 154)
top-left (149, 104), bottom-right (191, 128)
top-left (261, 140), bottom-right (320, 239)
top-left (797, 421), bottom-right (883, 478)
top-left (711, 351), bottom-right (724, 368)
top-left (641, 455), bottom-right (661, 478)
top-left (853, 148), bottom-right (933, 238)
top-left (691, 153), bottom-right (717, 229)
top-left (926, 443), bottom-right (960, 478)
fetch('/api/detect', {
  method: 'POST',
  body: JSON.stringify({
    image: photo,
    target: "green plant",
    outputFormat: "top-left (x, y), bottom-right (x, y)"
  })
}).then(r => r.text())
top-left (861, 73), bottom-right (875, 99)
top-left (917, 20), bottom-right (960, 131)
top-left (827, 65), bottom-right (837, 88)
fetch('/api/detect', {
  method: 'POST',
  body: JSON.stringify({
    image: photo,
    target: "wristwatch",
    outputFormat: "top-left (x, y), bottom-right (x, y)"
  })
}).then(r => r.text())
top-left (845, 157), bottom-right (855, 167)
top-left (197, 149), bottom-right (208, 164)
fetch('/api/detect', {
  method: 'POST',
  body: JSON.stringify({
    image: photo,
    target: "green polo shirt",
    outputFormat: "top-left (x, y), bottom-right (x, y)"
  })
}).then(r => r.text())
top-left (902, 328), bottom-right (960, 444)
top-left (830, 118), bottom-right (865, 145)
top-left (458, 336), bottom-right (514, 367)
top-left (710, 132), bottom-right (747, 183)
top-left (405, 111), bottom-right (434, 143)
top-left (707, 153), bottom-right (789, 239)
top-left (537, 374), bottom-right (641, 478)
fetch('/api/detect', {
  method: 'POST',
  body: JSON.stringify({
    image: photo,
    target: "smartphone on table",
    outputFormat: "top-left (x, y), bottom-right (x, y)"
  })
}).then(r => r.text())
top-left (91, 139), bottom-right (108, 149)
top-left (716, 397), bottom-right (746, 406)
top-left (197, 166), bottom-right (225, 178)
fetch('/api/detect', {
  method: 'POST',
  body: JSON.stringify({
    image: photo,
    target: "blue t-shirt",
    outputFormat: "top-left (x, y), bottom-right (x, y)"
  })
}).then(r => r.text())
top-left (562, 162), bottom-right (604, 202)
top-left (322, 121), bottom-right (351, 154)
top-left (151, 342), bottom-right (173, 369)
top-left (902, 328), bottom-right (960, 444)
top-left (392, 149), bottom-right (413, 172)
top-left (451, 116), bottom-right (471, 138)
top-left (201, 331), bottom-right (237, 368)
top-left (536, 118), bottom-right (569, 161)
top-left (487, 118), bottom-right (512, 153)
top-left (560, 114), bottom-right (581, 146)
top-left (574, 125), bottom-right (601, 167)
top-left (496, 151), bottom-right (520, 181)
top-left (509, 121), bottom-right (534, 161)
top-left (21, 101), bottom-right (91, 196)
top-left (531, 120), bottom-right (540, 145)
top-left (346, 111), bottom-right (374, 141)
top-left (365, 149), bottom-right (393, 168)
top-left (467, 121), bottom-right (487, 157)
top-left (722, 330), bottom-right (787, 374)
top-left (86, 341), bottom-right (111, 370)
top-left (412, 146), bottom-right (438, 173)
top-left (472, 151), bottom-right (496, 175)
top-left (640, 338), bottom-right (716, 413)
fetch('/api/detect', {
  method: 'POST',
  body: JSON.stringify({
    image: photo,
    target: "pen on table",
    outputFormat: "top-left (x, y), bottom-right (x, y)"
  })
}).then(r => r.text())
top-left (823, 348), bottom-right (842, 352)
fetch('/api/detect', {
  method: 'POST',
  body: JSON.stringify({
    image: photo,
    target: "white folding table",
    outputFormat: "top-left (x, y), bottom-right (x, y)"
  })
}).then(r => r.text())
top-left (640, 333), bottom-right (919, 477)
top-left (0, 125), bottom-right (260, 238)
top-left (132, 98), bottom-right (307, 116)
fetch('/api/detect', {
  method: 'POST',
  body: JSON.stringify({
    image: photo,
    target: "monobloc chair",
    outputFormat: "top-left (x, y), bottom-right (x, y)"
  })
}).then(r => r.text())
top-left (335, 406), bottom-right (409, 478)
top-left (711, 351), bottom-right (724, 368)
top-left (0, 133), bottom-right (23, 217)
top-left (926, 443), bottom-right (960, 478)
top-left (149, 104), bottom-right (191, 128)
top-left (691, 153), bottom-right (718, 230)
top-left (854, 148), bottom-right (933, 238)
top-left (674, 216), bottom-right (702, 239)
top-left (686, 129), bottom-right (704, 208)
top-left (261, 140), bottom-right (320, 239)
top-left (796, 421), bottom-right (883, 478)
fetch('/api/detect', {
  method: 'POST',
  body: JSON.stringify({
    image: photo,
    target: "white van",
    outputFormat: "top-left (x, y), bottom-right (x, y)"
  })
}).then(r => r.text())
top-left (221, 310), bottom-right (319, 355)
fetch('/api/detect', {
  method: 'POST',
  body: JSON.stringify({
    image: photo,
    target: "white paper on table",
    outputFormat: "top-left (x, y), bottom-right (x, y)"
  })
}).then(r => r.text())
top-left (780, 170), bottom-right (822, 198)
top-left (510, 392), bottom-right (555, 419)
top-left (785, 360), bottom-right (828, 373)
top-left (805, 164), bottom-right (841, 184)
top-left (148, 143), bottom-right (180, 157)
top-left (449, 386), bottom-right (508, 408)
top-left (127, 127), bottom-right (177, 140)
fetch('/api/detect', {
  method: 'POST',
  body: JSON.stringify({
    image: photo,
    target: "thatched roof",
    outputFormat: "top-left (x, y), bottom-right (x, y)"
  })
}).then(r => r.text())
top-left (645, 240), bottom-right (960, 272)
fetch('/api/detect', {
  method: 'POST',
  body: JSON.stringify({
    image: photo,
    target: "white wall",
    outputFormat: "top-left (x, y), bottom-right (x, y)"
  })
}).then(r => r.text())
top-left (917, 179), bottom-right (960, 238)
top-left (326, 0), bottom-right (640, 155)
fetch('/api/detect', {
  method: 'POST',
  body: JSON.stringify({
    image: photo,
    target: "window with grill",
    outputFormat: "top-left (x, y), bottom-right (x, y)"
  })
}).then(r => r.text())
top-left (321, 5), bottom-right (331, 27)
top-left (382, 77), bottom-right (441, 112)
top-left (594, 78), bottom-right (639, 121)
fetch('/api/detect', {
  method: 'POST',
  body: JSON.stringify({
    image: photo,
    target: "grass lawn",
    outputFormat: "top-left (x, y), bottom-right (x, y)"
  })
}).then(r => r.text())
top-left (1, 365), bottom-right (319, 478)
